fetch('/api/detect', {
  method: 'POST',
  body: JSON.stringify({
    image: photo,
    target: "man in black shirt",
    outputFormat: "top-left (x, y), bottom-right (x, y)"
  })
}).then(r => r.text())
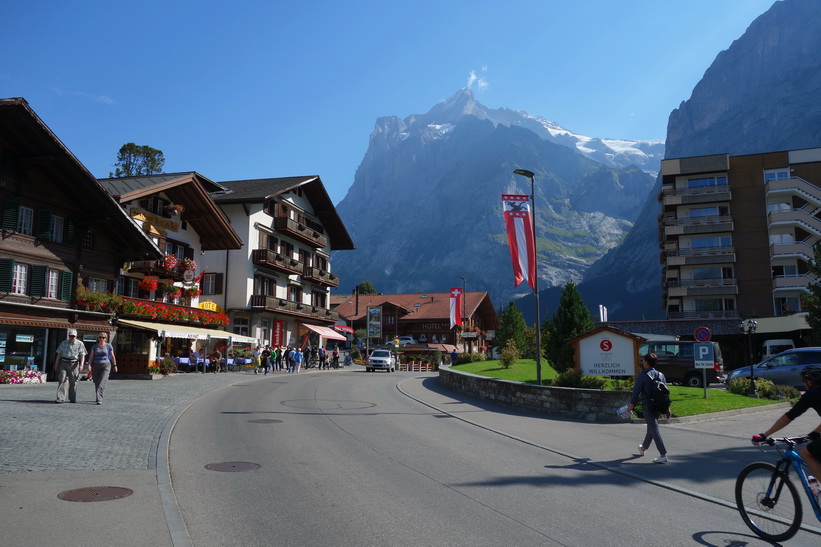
top-left (753, 365), bottom-right (821, 480)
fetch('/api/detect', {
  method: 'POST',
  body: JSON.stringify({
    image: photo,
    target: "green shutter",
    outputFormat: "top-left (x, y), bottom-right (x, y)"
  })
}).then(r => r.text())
top-left (0, 258), bottom-right (14, 292)
top-left (30, 265), bottom-right (48, 297)
top-left (2, 199), bottom-right (19, 232)
top-left (65, 220), bottom-right (76, 245)
top-left (36, 209), bottom-right (52, 240)
top-left (59, 270), bottom-right (73, 302)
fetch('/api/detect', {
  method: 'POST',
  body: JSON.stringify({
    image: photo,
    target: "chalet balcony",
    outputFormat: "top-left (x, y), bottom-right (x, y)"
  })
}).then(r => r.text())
top-left (125, 260), bottom-right (184, 281)
top-left (273, 216), bottom-right (328, 249)
top-left (252, 249), bottom-right (303, 275)
top-left (303, 264), bottom-right (339, 287)
top-left (250, 295), bottom-right (340, 322)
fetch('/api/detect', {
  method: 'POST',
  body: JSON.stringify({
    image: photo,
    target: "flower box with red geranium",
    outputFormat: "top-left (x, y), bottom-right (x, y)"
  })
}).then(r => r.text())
top-left (161, 281), bottom-right (181, 298)
top-left (180, 258), bottom-right (197, 271)
top-left (183, 287), bottom-right (202, 298)
top-left (138, 276), bottom-right (159, 292)
top-left (161, 254), bottom-right (179, 271)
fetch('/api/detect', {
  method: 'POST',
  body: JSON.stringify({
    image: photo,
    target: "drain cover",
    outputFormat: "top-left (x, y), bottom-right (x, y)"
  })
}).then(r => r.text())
top-left (58, 486), bottom-right (134, 502)
top-left (205, 461), bottom-right (261, 472)
top-left (248, 419), bottom-right (283, 424)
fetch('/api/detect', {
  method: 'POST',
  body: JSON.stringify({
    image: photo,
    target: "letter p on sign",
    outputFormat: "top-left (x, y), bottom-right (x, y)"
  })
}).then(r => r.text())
top-left (694, 343), bottom-right (714, 369)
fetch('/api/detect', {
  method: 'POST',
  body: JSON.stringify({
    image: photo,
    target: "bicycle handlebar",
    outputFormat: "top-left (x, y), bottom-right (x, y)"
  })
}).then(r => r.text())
top-left (761, 435), bottom-right (810, 448)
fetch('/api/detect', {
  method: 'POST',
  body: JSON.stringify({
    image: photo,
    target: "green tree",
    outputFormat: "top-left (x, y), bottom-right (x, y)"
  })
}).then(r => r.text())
top-left (499, 339), bottom-right (520, 369)
top-left (496, 301), bottom-right (527, 358)
top-left (356, 280), bottom-right (377, 295)
top-left (110, 143), bottom-right (165, 177)
top-left (544, 281), bottom-right (595, 373)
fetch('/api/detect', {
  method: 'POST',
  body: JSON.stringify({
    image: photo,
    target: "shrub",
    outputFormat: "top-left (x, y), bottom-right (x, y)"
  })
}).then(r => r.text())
top-left (579, 375), bottom-right (607, 390)
top-left (499, 340), bottom-right (520, 369)
top-left (611, 377), bottom-right (635, 391)
top-left (552, 369), bottom-right (582, 387)
top-left (727, 377), bottom-right (801, 400)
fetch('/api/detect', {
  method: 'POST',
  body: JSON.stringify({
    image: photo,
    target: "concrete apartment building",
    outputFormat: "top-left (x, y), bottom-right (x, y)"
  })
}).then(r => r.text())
top-left (203, 177), bottom-right (354, 350)
top-left (660, 147), bottom-right (821, 335)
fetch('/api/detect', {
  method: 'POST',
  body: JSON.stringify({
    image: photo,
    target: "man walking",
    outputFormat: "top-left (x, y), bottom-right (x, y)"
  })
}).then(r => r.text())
top-left (627, 353), bottom-right (671, 463)
top-left (54, 329), bottom-right (87, 404)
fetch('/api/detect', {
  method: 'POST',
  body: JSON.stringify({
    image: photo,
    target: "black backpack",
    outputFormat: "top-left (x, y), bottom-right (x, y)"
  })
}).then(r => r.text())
top-left (647, 370), bottom-right (671, 415)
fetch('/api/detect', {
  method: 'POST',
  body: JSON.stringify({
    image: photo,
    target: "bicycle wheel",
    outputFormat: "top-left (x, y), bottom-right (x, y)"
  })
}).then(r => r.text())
top-left (735, 462), bottom-right (803, 542)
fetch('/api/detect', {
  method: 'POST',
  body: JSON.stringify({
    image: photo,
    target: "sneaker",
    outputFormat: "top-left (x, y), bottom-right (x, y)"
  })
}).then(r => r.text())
top-left (653, 456), bottom-right (668, 464)
top-left (637, 444), bottom-right (646, 456)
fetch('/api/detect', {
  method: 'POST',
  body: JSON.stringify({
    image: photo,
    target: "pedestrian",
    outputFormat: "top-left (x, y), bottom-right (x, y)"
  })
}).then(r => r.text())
top-left (287, 347), bottom-right (296, 373)
top-left (54, 329), bottom-right (87, 404)
top-left (261, 350), bottom-right (271, 375)
top-left (319, 346), bottom-right (327, 369)
top-left (303, 346), bottom-right (310, 369)
top-left (294, 346), bottom-right (303, 373)
top-left (627, 353), bottom-right (671, 463)
top-left (212, 348), bottom-right (222, 373)
top-left (252, 345), bottom-right (261, 374)
top-left (88, 331), bottom-right (117, 405)
top-left (332, 344), bottom-right (340, 369)
top-left (451, 349), bottom-right (458, 365)
top-left (752, 365), bottom-right (821, 480)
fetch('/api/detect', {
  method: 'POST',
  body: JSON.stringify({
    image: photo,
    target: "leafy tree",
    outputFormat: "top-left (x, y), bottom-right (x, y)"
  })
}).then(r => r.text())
top-left (803, 242), bottom-right (821, 344)
top-left (544, 281), bottom-right (595, 373)
top-left (496, 301), bottom-right (528, 358)
top-left (110, 143), bottom-right (165, 177)
top-left (499, 339), bottom-right (520, 369)
top-left (356, 280), bottom-right (377, 295)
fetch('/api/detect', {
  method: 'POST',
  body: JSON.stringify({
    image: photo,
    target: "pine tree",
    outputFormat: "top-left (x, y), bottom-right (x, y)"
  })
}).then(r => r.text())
top-left (496, 301), bottom-right (528, 358)
top-left (544, 281), bottom-right (595, 373)
top-left (110, 143), bottom-right (165, 177)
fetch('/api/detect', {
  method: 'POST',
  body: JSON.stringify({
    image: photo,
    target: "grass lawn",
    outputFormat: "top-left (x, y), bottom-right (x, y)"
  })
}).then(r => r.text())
top-left (451, 359), bottom-right (791, 418)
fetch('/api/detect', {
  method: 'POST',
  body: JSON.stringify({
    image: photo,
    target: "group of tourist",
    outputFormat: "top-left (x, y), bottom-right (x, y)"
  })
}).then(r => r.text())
top-left (251, 344), bottom-right (343, 375)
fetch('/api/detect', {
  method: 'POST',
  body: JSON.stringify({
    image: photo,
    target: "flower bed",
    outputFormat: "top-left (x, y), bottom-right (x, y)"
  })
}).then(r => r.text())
top-left (0, 370), bottom-right (45, 384)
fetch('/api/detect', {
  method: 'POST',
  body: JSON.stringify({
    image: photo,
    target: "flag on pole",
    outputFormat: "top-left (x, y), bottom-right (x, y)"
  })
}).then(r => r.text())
top-left (502, 194), bottom-right (536, 290)
top-left (449, 288), bottom-right (463, 329)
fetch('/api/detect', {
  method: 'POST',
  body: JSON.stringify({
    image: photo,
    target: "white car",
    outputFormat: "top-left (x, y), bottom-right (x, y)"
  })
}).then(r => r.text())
top-left (366, 349), bottom-right (396, 372)
top-left (397, 336), bottom-right (418, 346)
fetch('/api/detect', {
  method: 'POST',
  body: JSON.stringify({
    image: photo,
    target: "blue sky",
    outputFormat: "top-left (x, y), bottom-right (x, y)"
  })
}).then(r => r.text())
top-left (3, 0), bottom-right (776, 204)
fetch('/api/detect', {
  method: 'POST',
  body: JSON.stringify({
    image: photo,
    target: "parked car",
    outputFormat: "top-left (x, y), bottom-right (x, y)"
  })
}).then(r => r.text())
top-left (725, 347), bottom-right (821, 390)
top-left (638, 341), bottom-right (724, 388)
top-left (397, 336), bottom-right (418, 346)
top-left (366, 349), bottom-right (396, 372)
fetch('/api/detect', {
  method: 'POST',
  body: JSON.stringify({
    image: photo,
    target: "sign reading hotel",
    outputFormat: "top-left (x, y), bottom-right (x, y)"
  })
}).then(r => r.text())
top-left (578, 331), bottom-right (633, 376)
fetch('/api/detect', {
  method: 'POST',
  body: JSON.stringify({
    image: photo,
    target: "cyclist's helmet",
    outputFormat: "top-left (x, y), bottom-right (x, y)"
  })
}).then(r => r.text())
top-left (800, 364), bottom-right (821, 384)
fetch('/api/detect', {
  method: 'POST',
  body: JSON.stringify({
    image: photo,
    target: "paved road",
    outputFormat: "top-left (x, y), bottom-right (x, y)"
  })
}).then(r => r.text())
top-left (2, 368), bottom-right (820, 546)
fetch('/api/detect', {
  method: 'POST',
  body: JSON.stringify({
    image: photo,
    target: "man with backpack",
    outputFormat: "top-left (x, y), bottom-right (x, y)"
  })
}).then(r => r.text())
top-left (627, 353), bottom-right (671, 463)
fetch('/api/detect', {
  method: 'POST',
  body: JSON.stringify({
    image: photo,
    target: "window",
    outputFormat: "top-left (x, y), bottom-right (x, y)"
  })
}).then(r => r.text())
top-left (689, 207), bottom-right (719, 218)
top-left (116, 277), bottom-right (140, 297)
top-left (82, 229), bottom-right (94, 251)
top-left (692, 268), bottom-right (723, 280)
top-left (50, 215), bottom-right (64, 243)
top-left (260, 319), bottom-right (270, 343)
top-left (233, 318), bottom-right (250, 337)
top-left (47, 270), bottom-right (59, 299)
top-left (692, 236), bottom-right (731, 249)
top-left (688, 176), bottom-right (727, 188)
top-left (87, 277), bottom-right (108, 292)
top-left (17, 206), bottom-right (33, 235)
top-left (201, 273), bottom-right (223, 295)
top-left (288, 285), bottom-right (302, 302)
top-left (12, 264), bottom-right (27, 294)
top-left (764, 168), bottom-right (789, 182)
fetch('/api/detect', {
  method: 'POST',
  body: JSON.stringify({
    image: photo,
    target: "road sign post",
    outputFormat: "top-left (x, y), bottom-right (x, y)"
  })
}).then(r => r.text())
top-left (694, 342), bottom-right (715, 398)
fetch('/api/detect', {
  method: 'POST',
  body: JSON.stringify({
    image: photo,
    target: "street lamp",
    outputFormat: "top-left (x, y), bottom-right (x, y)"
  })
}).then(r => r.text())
top-left (513, 168), bottom-right (542, 385)
top-left (739, 318), bottom-right (758, 398)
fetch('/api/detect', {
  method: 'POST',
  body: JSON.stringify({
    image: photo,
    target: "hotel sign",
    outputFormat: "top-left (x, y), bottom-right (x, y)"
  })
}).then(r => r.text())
top-left (129, 208), bottom-right (180, 233)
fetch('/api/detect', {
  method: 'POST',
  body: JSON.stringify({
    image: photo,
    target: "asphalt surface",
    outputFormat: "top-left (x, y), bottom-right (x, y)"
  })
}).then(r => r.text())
top-left (2, 368), bottom-right (820, 546)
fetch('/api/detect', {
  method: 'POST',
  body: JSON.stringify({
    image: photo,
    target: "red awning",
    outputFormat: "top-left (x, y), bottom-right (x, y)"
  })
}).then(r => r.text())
top-left (333, 324), bottom-right (354, 333)
top-left (301, 323), bottom-right (347, 341)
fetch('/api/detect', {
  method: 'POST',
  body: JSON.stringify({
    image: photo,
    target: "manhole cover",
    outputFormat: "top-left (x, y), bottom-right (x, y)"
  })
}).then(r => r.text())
top-left (247, 419), bottom-right (283, 424)
top-left (58, 486), bottom-right (134, 502)
top-left (205, 461), bottom-right (261, 472)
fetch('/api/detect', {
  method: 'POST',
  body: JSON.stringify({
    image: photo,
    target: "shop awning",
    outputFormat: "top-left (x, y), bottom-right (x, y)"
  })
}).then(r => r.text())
top-left (118, 319), bottom-right (232, 340)
top-left (301, 323), bottom-right (347, 341)
top-left (333, 324), bottom-right (354, 334)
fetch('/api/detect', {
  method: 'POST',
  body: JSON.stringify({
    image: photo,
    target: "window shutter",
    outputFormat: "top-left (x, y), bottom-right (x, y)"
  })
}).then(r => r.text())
top-left (30, 265), bottom-right (48, 297)
top-left (36, 209), bottom-right (52, 239)
top-left (59, 270), bottom-right (73, 302)
top-left (0, 258), bottom-right (14, 292)
top-left (185, 247), bottom-right (194, 260)
top-left (2, 199), bottom-right (19, 232)
top-left (215, 273), bottom-right (224, 295)
top-left (65, 220), bottom-right (77, 245)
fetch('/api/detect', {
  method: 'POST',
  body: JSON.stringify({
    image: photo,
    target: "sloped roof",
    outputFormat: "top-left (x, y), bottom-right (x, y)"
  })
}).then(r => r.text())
top-left (211, 176), bottom-right (354, 250)
top-left (334, 291), bottom-right (498, 329)
top-left (0, 97), bottom-right (162, 258)
top-left (98, 172), bottom-right (242, 250)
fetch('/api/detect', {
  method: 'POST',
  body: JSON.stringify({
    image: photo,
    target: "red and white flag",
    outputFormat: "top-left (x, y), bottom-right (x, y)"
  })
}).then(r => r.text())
top-left (449, 288), bottom-right (463, 329)
top-left (502, 194), bottom-right (536, 290)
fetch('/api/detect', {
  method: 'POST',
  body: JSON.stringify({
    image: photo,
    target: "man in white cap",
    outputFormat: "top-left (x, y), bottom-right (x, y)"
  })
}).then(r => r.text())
top-left (54, 329), bottom-right (87, 404)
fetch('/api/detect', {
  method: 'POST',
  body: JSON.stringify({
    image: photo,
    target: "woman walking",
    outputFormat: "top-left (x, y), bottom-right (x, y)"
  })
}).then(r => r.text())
top-left (89, 331), bottom-right (117, 405)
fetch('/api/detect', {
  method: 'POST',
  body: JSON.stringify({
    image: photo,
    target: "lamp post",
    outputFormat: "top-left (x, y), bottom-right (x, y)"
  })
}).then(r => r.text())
top-left (739, 318), bottom-right (758, 398)
top-left (513, 168), bottom-right (542, 385)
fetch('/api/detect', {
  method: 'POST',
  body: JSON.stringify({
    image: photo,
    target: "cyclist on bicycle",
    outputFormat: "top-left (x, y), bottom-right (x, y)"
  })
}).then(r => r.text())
top-left (752, 364), bottom-right (821, 480)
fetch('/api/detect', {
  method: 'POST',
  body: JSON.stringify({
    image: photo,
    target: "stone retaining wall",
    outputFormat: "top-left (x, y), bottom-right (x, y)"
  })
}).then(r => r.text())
top-left (439, 365), bottom-right (632, 423)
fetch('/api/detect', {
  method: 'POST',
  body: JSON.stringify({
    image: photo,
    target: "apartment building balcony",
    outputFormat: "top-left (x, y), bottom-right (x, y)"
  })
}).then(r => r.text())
top-left (272, 216), bottom-right (328, 249)
top-left (662, 215), bottom-right (733, 236)
top-left (666, 278), bottom-right (738, 297)
top-left (667, 310), bottom-right (739, 320)
top-left (250, 294), bottom-right (340, 322)
top-left (665, 246), bottom-right (735, 266)
top-left (772, 274), bottom-right (814, 291)
top-left (766, 176), bottom-right (821, 208)
top-left (767, 208), bottom-right (821, 237)
top-left (125, 260), bottom-right (184, 281)
top-left (252, 249), bottom-right (303, 276)
top-left (302, 264), bottom-right (340, 287)
top-left (770, 240), bottom-right (815, 261)
top-left (661, 184), bottom-right (731, 206)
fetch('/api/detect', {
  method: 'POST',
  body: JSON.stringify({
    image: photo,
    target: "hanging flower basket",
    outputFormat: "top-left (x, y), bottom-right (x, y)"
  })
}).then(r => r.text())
top-left (161, 281), bottom-right (181, 298)
top-left (161, 254), bottom-right (179, 271)
top-left (180, 258), bottom-right (198, 271)
top-left (183, 287), bottom-right (202, 298)
top-left (165, 203), bottom-right (185, 215)
top-left (138, 276), bottom-right (159, 292)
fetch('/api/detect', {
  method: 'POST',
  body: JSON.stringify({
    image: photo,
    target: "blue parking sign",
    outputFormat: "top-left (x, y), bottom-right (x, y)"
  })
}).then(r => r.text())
top-left (694, 343), bottom-right (714, 369)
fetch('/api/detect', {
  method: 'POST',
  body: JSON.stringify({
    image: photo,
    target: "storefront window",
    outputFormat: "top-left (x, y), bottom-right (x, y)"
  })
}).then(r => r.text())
top-left (0, 329), bottom-right (46, 371)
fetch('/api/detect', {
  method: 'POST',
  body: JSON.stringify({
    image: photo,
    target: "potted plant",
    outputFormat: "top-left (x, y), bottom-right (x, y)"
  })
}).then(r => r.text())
top-left (138, 276), bottom-right (159, 292)
top-left (180, 258), bottom-right (197, 271)
top-left (161, 281), bottom-right (181, 298)
top-left (165, 203), bottom-right (185, 215)
top-left (183, 286), bottom-right (202, 298)
top-left (161, 254), bottom-right (179, 271)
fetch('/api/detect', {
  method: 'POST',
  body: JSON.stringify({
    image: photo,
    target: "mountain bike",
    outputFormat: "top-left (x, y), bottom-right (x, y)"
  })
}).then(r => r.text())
top-left (735, 435), bottom-right (821, 541)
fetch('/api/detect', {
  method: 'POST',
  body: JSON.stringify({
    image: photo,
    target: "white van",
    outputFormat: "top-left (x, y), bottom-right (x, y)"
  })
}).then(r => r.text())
top-left (761, 339), bottom-right (795, 359)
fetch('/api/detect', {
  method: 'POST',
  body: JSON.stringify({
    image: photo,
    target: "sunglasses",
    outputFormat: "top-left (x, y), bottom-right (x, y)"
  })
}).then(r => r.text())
top-left (98, 336), bottom-right (107, 339)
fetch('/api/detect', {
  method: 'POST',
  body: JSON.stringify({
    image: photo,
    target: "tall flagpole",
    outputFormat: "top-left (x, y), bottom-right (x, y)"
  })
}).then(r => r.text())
top-left (514, 169), bottom-right (542, 385)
